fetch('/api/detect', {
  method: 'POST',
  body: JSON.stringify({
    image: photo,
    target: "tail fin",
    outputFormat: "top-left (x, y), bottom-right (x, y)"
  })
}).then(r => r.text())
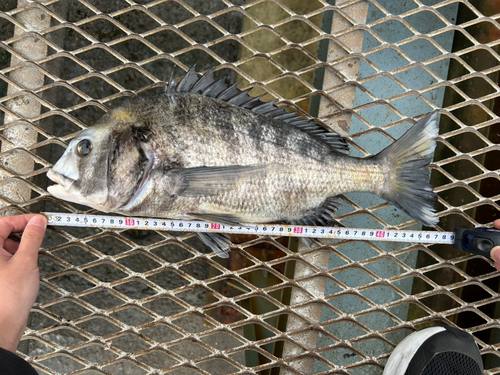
top-left (375, 111), bottom-right (440, 226)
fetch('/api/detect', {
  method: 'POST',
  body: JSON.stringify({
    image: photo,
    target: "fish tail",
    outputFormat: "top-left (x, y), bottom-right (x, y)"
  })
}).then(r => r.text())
top-left (374, 111), bottom-right (440, 226)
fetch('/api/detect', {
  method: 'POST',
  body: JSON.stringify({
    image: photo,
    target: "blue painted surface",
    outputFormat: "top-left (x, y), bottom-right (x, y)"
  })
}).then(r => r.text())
top-left (314, 1), bottom-right (459, 372)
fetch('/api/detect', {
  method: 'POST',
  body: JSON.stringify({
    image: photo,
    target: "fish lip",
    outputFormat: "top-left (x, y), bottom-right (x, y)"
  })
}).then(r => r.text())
top-left (47, 169), bottom-right (76, 190)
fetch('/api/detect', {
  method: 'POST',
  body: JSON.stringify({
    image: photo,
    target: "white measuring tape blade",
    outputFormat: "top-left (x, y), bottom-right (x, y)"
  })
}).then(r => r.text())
top-left (44, 212), bottom-right (455, 244)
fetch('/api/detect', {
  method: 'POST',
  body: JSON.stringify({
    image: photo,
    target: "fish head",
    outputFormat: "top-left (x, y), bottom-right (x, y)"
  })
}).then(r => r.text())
top-left (47, 124), bottom-right (115, 210)
top-left (48, 106), bottom-right (150, 212)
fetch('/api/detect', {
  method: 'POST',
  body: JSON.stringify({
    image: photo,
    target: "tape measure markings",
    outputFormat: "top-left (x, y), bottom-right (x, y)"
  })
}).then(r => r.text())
top-left (44, 212), bottom-right (455, 244)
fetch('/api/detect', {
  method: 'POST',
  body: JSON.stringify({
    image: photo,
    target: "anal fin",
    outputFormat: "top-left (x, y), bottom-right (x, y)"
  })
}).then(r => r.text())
top-left (286, 196), bottom-right (341, 227)
top-left (285, 196), bottom-right (342, 249)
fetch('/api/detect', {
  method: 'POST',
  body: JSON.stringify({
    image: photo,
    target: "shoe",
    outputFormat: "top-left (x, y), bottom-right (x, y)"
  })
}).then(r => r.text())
top-left (383, 326), bottom-right (483, 375)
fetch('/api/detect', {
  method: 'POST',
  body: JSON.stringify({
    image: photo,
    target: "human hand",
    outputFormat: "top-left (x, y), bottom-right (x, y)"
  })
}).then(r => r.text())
top-left (0, 214), bottom-right (47, 353)
top-left (490, 219), bottom-right (500, 272)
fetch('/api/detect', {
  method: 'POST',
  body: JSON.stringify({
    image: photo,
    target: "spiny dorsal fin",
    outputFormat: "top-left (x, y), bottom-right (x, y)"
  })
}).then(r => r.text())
top-left (176, 65), bottom-right (198, 92)
top-left (169, 67), bottom-right (349, 155)
top-left (191, 67), bottom-right (216, 94)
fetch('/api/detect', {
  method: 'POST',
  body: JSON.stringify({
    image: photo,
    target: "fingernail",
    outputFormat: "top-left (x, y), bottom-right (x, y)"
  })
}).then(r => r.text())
top-left (28, 215), bottom-right (47, 229)
top-left (491, 246), bottom-right (500, 263)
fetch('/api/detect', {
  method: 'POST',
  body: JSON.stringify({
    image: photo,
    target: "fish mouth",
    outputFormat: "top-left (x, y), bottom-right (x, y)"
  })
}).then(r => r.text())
top-left (47, 169), bottom-right (76, 190)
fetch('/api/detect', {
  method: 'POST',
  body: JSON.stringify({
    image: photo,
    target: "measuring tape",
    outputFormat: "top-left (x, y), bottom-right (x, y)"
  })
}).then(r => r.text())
top-left (43, 212), bottom-right (455, 244)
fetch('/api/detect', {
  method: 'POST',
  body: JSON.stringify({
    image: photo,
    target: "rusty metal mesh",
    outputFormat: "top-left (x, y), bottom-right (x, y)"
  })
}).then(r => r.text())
top-left (0, 0), bottom-right (500, 374)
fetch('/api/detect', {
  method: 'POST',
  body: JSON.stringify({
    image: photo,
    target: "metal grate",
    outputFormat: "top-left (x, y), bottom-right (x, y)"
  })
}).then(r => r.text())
top-left (1, 0), bottom-right (500, 374)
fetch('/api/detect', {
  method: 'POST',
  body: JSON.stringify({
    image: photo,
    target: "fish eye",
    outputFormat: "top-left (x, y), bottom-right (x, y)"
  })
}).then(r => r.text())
top-left (76, 139), bottom-right (92, 156)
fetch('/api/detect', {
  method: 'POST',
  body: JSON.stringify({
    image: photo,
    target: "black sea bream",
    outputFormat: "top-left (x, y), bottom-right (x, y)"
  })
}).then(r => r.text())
top-left (47, 67), bottom-right (439, 257)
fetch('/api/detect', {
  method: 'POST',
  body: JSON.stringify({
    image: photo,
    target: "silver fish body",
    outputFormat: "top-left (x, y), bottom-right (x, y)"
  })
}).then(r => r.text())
top-left (48, 68), bottom-right (439, 257)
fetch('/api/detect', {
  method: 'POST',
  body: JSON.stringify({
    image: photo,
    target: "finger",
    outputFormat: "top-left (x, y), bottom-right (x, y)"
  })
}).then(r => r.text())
top-left (0, 214), bottom-right (38, 241)
top-left (3, 238), bottom-right (20, 254)
top-left (494, 219), bottom-right (500, 229)
top-left (13, 215), bottom-right (47, 268)
top-left (490, 246), bottom-right (500, 265)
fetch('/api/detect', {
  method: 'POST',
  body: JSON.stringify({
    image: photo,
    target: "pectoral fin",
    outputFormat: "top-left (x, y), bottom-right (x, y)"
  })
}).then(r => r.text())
top-left (166, 165), bottom-right (275, 197)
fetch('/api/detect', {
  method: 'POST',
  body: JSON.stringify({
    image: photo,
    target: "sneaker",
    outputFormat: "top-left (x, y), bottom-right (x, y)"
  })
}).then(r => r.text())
top-left (383, 326), bottom-right (483, 375)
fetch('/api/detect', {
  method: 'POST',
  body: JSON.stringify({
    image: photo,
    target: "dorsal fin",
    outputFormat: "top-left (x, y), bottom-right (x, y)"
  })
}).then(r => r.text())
top-left (168, 67), bottom-right (349, 155)
top-left (176, 65), bottom-right (198, 92)
top-left (191, 67), bottom-right (216, 93)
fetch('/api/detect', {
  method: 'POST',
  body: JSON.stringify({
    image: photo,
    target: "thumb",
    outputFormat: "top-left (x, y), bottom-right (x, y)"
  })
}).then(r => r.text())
top-left (491, 246), bottom-right (500, 264)
top-left (14, 215), bottom-right (47, 268)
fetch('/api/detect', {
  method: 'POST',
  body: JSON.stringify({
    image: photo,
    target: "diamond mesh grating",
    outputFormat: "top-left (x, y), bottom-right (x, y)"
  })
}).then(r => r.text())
top-left (1, 0), bottom-right (500, 374)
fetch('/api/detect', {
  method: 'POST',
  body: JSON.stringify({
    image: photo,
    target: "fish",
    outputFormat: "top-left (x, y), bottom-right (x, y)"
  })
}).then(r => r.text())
top-left (47, 66), bottom-right (439, 258)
